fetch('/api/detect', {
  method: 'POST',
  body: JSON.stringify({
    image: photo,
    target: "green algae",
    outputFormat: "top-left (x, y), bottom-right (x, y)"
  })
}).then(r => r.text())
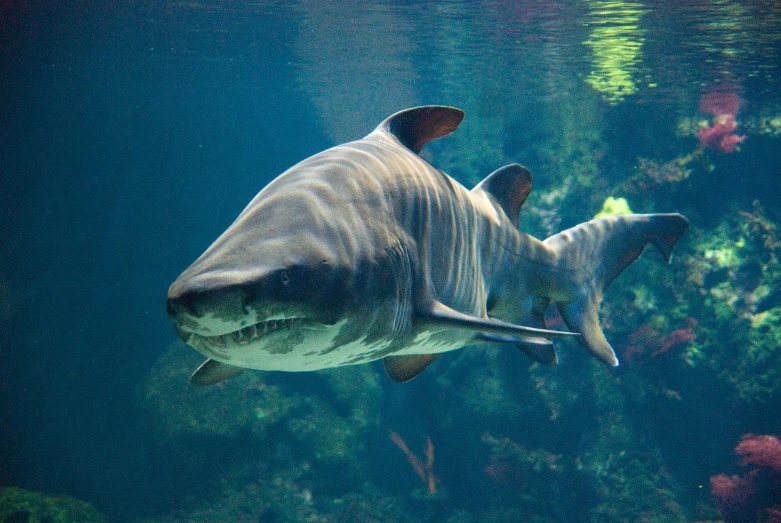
top-left (0, 487), bottom-right (108, 523)
top-left (594, 196), bottom-right (633, 219)
top-left (138, 342), bottom-right (299, 439)
top-left (580, 366), bottom-right (687, 523)
top-left (675, 203), bottom-right (781, 404)
top-left (317, 364), bottom-right (382, 432)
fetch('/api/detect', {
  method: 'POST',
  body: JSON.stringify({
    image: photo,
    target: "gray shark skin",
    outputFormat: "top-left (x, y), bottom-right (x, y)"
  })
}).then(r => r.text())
top-left (167, 106), bottom-right (689, 386)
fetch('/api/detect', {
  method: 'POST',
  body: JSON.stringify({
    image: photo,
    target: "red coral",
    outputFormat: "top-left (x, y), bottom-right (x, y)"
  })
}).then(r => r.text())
top-left (651, 318), bottom-right (697, 358)
top-left (736, 435), bottom-right (781, 472)
top-left (620, 324), bottom-right (661, 363)
top-left (711, 473), bottom-right (754, 520)
top-left (619, 319), bottom-right (696, 363)
top-left (698, 115), bottom-right (746, 153)
top-left (697, 88), bottom-right (746, 153)
top-left (711, 434), bottom-right (781, 522)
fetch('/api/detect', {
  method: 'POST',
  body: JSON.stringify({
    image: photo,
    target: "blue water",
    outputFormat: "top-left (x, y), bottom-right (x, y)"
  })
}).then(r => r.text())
top-left (2, 1), bottom-right (781, 521)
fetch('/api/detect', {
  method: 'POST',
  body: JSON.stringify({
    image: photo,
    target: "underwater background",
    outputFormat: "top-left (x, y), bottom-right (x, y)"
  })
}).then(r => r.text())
top-left (2, 0), bottom-right (781, 521)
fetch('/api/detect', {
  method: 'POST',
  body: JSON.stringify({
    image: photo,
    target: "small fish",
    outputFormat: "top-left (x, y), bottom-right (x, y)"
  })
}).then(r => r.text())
top-left (166, 106), bottom-right (689, 386)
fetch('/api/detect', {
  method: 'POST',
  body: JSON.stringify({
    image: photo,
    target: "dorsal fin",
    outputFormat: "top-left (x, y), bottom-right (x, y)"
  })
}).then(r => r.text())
top-left (376, 106), bottom-right (465, 154)
top-left (384, 354), bottom-right (439, 383)
top-left (472, 164), bottom-right (532, 228)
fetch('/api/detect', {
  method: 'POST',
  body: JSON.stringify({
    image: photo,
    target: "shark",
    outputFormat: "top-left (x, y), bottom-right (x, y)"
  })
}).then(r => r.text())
top-left (166, 106), bottom-right (689, 386)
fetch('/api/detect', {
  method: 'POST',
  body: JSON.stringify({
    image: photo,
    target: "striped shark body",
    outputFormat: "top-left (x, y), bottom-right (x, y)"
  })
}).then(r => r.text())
top-left (166, 106), bottom-right (689, 386)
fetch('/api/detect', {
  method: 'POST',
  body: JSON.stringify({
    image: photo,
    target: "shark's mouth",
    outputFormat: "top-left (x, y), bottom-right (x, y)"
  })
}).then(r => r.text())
top-left (182, 318), bottom-right (302, 349)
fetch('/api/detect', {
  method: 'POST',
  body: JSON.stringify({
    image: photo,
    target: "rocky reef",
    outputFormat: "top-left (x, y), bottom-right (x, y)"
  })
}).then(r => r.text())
top-left (0, 487), bottom-right (108, 523)
top-left (128, 80), bottom-right (781, 523)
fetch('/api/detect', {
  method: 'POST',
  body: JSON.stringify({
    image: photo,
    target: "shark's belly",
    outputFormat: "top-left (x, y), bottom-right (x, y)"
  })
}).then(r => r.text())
top-left (196, 322), bottom-right (472, 372)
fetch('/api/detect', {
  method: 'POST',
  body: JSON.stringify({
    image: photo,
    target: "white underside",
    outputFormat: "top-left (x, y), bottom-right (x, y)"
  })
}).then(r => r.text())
top-left (193, 319), bottom-right (471, 371)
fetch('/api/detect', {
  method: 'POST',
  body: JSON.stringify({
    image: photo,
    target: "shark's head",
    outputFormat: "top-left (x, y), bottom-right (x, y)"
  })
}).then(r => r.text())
top-left (166, 252), bottom-right (350, 370)
top-left (167, 162), bottom-right (410, 371)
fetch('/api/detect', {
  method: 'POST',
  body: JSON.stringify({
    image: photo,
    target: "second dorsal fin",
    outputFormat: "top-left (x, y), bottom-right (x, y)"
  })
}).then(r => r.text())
top-left (472, 164), bottom-right (533, 228)
top-left (376, 106), bottom-right (465, 154)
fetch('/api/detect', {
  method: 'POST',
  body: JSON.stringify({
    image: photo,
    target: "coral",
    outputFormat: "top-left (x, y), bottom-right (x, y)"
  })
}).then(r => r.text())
top-left (711, 434), bottom-right (781, 523)
top-left (462, 369), bottom-right (523, 418)
top-left (594, 196), bottom-right (633, 219)
top-left (323, 485), bottom-right (418, 523)
top-left (698, 115), bottom-right (746, 153)
top-left (620, 323), bottom-right (663, 363)
top-left (697, 88), bottom-right (746, 153)
top-left (0, 486), bottom-right (108, 523)
top-left (618, 318), bottom-right (697, 363)
top-left (650, 318), bottom-right (698, 358)
top-left (389, 431), bottom-right (441, 498)
top-left (736, 435), bottom-right (781, 472)
top-left (710, 473), bottom-right (754, 522)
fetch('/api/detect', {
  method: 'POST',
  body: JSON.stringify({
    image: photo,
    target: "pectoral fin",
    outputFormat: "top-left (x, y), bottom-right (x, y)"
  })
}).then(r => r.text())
top-left (190, 358), bottom-right (243, 387)
top-left (384, 354), bottom-right (439, 383)
top-left (415, 300), bottom-right (579, 339)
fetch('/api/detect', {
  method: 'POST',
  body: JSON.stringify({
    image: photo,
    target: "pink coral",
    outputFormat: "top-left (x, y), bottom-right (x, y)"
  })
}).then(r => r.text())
top-left (651, 318), bottom-right (698, 358)
top-left (619, 319), bottom-right (697, 363)
top-left (697, 88), bottom-right (746, 153)
top-left (620, 324), bottom-right (661, 363)
top-left (736, 435), bottom-right (781, 472)
top-left (710, 473), bottom-right (754, 519)
top-left (711, 434), bottom-right (781, 522)
top-left (698, 115), bottom-right (746, 153)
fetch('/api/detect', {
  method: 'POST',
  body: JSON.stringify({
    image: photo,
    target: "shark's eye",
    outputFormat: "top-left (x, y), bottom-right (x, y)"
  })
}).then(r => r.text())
top-left (280, 270), bottom-right (290, 286)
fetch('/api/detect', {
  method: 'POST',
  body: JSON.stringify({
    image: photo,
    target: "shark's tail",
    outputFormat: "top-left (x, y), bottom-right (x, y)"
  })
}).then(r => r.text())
top-left (541, 214), bottom-right (689, 366)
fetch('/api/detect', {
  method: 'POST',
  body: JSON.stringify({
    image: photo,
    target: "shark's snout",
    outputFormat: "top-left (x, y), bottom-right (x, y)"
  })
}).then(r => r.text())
top-left (167, 276), bottom-right (254, 335)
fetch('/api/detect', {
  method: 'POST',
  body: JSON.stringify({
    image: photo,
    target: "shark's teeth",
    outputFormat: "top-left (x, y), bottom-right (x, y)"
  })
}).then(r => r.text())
top-left (195, 318), bottom-right (301, 348)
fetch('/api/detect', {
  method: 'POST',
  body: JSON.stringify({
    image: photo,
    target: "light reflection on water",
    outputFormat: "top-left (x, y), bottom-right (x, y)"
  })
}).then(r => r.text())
top-left (108, 0), bottom-right (781, 138)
